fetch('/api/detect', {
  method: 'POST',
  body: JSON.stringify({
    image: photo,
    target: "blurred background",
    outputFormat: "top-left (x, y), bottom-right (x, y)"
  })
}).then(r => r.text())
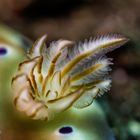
top-left (0, 0), bottom-right (140, 140)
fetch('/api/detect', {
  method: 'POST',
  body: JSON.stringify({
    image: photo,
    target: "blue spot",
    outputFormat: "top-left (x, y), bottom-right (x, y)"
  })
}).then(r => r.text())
top-left (0, 47), bottom-right (7, 55)
top-left (59, 126), bottom-right (73, 134)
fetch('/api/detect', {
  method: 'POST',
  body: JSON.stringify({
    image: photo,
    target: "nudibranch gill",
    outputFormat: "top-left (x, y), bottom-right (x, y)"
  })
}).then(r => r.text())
top-left (12, 34), bottom-right (128, 121)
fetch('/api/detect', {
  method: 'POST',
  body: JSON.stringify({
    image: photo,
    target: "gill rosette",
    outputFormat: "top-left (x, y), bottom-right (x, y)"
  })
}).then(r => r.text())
top-left (12, 34), bottom-right (128, 121)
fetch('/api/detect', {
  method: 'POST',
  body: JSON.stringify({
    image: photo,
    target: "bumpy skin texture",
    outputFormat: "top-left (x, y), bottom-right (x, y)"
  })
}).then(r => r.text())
top-left (12, 34), bottom-right (128, 121)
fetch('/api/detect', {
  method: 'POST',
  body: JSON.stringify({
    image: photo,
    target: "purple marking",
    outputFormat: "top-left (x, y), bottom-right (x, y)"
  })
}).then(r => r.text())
top-left (59, 126), bottom-right (73, 134)
top-left (0, 47), bottom-right (7, 55)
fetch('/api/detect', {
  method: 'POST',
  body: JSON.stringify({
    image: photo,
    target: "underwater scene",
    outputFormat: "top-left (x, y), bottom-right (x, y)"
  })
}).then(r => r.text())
top-left (0, 0), bottom-right (140, 140)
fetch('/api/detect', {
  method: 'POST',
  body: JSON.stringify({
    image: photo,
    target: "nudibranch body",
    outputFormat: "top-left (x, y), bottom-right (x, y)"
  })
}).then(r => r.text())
top-left (0, 24), bottom-right (32, 92)
top-left (12, 34), bottom-right (128, 121)
top-left (0, 25), bottom-right (32, 127)
top-left (30, 102), bottom-right (115, 140)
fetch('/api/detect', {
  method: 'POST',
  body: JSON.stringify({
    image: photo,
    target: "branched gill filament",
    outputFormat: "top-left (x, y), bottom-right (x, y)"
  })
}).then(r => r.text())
top-left (12, 34), bottom-right (128, 121)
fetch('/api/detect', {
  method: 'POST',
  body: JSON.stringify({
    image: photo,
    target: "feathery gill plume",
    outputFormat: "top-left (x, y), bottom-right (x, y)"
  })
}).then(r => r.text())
top-left (12, 34), bottom-right (128, 121)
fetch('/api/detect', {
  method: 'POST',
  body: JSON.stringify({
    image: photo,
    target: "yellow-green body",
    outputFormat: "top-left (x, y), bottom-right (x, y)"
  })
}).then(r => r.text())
top-left (0, 24), bottom-right (31, 126)
top-left (29, 102), bottom-right (115, 140)
top-left (0, 26), bottom-right (128, 140)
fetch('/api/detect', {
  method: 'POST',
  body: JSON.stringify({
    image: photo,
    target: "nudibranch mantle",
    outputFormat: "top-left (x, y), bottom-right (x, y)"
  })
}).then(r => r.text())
top-left (12, 34), bottom-right (128, 121)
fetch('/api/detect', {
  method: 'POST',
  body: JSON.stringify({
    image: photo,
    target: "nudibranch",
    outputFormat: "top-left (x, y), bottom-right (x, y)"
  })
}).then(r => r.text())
top-left (0, 24), bottom-right (31, 96)
top-left (0, 24), bottom-right (32, 128)
top-left (12, 34), bottom-right (128, 121)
